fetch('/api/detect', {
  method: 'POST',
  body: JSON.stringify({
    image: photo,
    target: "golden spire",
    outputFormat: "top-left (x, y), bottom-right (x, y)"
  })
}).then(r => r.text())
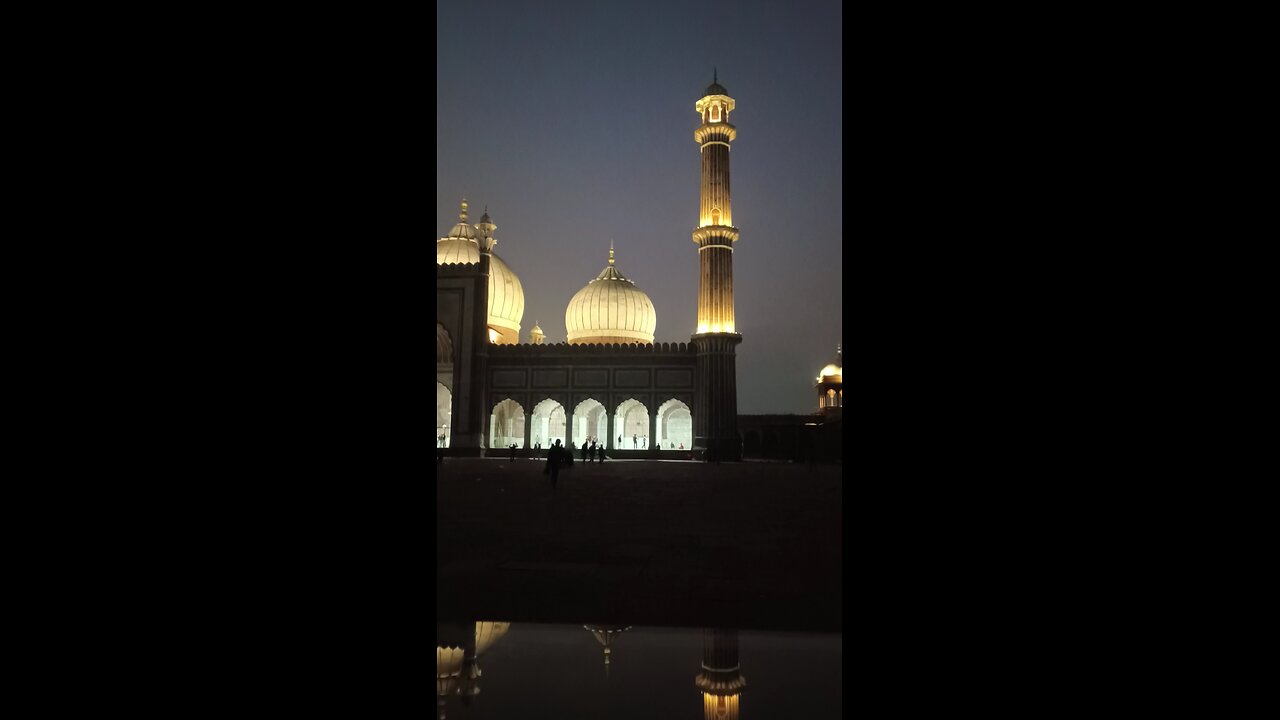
top-left (459, 198), bottom-right (469, 222)
top-left (609, 239), bottom-right (616, 266)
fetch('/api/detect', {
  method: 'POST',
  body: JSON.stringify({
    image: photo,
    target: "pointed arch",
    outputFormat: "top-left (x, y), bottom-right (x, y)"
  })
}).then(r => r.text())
top-left (613, 397), bottom-right (650, 450)
top-left (437, 381), bottom-right (452, 448)
top-left (656, 398), bottom-right (692, 451)
top-left (488, 398), bottom-right (526, 449)
top-left (530, 398), bottom-right (568, 449)
top-left (571, 397), bottom-right (608, 450)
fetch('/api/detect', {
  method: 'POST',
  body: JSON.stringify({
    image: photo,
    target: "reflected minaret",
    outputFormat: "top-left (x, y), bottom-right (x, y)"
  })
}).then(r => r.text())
top-left (695, 628), bottom-right (746, 720)
top-left (691, 70), bottom-right (742, 461)
top-left (436, 622), bottom-right (473, 720)
top-left (584, 625), bottom-right (632, 677)
top-left (436, 621), bottom-right (510, 719)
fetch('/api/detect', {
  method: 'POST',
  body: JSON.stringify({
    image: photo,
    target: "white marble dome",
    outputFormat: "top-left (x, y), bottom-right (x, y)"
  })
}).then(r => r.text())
top-left (565, 246), bottom-right (656, 345)
top-left (435, 201), bottom-right (524, 344)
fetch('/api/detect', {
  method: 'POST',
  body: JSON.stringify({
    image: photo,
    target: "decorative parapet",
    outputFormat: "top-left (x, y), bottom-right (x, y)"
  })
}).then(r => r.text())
top-left (487, 341), bottom-right (698, 356)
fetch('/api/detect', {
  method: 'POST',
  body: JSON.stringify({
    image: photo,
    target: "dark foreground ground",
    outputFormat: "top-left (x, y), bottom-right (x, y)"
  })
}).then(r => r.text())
top-left (436, 458), bottom-right (842, 632)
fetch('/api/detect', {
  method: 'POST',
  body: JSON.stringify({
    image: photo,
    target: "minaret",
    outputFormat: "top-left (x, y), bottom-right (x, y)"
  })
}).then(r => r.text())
top-left (584, 625), bottom-right (632, 677)
top-left (691, 71), bottom-right (742, 461)
top-left (475, 206), bottom-right (497, 244)
top-left (529, 321), bottom-right (545, 345)
top-left (695, 628), bottom-right (745, 720)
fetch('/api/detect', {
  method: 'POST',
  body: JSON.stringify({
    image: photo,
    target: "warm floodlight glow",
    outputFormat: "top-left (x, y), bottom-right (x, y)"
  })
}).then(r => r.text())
top-left (696, 322), bottom-right (735, 335)
top-left (488, 327), bottom-right (500, 343)
top-left (702, 692), bottom-right (741, 719)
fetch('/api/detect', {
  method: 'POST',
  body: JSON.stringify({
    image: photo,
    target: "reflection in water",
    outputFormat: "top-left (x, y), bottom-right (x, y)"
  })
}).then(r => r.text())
top-left (435, 621), bottom-right (510, 720)
top-left (584, 625), bottom-right (632, 677)
top-left (436, 621), bottom-right (839, 718)
top-left (696, 629), bottom-right (746, 720)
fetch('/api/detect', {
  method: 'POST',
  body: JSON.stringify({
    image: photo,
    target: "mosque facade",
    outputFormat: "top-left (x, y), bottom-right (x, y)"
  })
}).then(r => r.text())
top-left (437, 77), bottom-right (746, 460)
top-left (437, 76), bottom-right (841, 462)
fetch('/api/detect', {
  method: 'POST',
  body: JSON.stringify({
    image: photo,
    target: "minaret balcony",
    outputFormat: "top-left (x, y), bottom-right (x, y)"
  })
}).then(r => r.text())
top-left (694, 123), bottom-right (737, 144)
top-left (692, 225), bottom-right (740, 245)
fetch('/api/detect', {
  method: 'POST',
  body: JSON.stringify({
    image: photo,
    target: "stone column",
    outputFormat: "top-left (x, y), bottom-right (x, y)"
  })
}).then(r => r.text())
top-left (649, 404), bottom-right (658, 454)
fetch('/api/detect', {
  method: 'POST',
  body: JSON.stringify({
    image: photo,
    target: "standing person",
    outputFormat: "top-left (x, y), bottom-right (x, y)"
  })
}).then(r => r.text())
top-left (617, 434), bottom-right (622, 447)
top-left (545, 439), bottom-right (563, 488)
top-left (633, 434), bottom-right (638, 448)
top-left (581, 440), bottom-right (589, 463)
top-left (509, 444), bottom-right (517, 462)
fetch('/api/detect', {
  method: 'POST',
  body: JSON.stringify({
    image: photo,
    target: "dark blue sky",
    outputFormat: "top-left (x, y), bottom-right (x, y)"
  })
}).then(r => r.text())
top-left (437, 0), bottom-right (842, 414)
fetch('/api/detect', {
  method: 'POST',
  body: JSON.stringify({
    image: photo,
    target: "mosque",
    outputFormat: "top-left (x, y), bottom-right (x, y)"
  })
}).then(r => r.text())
top-left (436, 75), bottom-right (841, 461)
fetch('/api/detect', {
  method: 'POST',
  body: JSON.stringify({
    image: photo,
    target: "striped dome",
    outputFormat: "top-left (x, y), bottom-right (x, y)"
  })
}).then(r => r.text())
top-left (436, 202), bottom-right (524, 344)
top-left (565, 247), bottom-right (656, 345)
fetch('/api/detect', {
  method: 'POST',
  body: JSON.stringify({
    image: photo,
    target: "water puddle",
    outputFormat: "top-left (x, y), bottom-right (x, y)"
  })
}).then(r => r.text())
top-left (436, 621), bottom-right (841, 718)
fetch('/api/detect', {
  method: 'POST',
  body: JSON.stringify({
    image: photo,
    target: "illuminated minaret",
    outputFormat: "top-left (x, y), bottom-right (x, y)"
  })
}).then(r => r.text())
top-left (691, 70), bottom-right (742, 461)
top-left (695, 628), bottom-right (746, 720)
top-left (584, 625), bottom-right (632, 677)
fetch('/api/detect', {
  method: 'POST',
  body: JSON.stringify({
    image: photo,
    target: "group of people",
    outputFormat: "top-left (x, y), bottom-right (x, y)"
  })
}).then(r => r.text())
top-left (579, 437), bottom-right (608, 463)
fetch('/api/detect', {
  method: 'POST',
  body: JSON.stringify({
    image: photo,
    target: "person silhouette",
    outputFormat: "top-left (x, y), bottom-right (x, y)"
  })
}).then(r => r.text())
top-left (546, 439), bottom-right (563, 488)
top-left (633, 434), bottom-right (638, 448)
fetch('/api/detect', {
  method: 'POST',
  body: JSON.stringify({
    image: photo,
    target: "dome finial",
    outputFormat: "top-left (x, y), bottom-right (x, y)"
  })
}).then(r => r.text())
top-left (609, 239), bottom-right (615, 266)
top-left (459, 198), bottom-right (468, 222)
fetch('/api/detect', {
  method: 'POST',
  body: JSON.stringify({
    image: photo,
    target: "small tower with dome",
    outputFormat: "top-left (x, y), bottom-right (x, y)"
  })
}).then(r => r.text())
top-left (815, 344), bottom-right (843, 416)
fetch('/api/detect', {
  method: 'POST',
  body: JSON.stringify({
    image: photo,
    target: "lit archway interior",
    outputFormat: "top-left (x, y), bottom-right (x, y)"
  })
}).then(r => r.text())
top-left (572, 398), bottom-right (607, 449)
top-left (657, 398), bottom-right (693, 450)
top-left (530, 399), bottom-right (567, 449)
top-left (614, 398), bottom-right (650, 449)
top-left (437, 382), bottom-right (452, 448)
top-left (489, 398), bottom-right (526, 449)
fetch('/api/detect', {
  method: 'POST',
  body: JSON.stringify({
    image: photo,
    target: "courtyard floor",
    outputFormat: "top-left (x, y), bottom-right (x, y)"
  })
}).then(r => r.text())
top-left (436, 458), bottom-right (843, 632)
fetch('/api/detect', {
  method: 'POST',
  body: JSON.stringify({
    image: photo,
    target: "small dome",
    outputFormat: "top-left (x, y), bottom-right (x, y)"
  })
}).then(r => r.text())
top-left (436, 205), bottom-right (524, 343)
top-left (817, 345), bottom-right (842, 382)
top-left (704, 69), bottom-right (727, 96)
top-left (565, 246), bottom-right (656, 345)
top-left (444, 198), bottom-right (478, 240)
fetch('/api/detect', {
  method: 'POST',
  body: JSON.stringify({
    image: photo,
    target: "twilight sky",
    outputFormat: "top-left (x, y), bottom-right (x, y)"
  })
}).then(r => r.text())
top-left (437, 0), bottom-right (842, 415)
